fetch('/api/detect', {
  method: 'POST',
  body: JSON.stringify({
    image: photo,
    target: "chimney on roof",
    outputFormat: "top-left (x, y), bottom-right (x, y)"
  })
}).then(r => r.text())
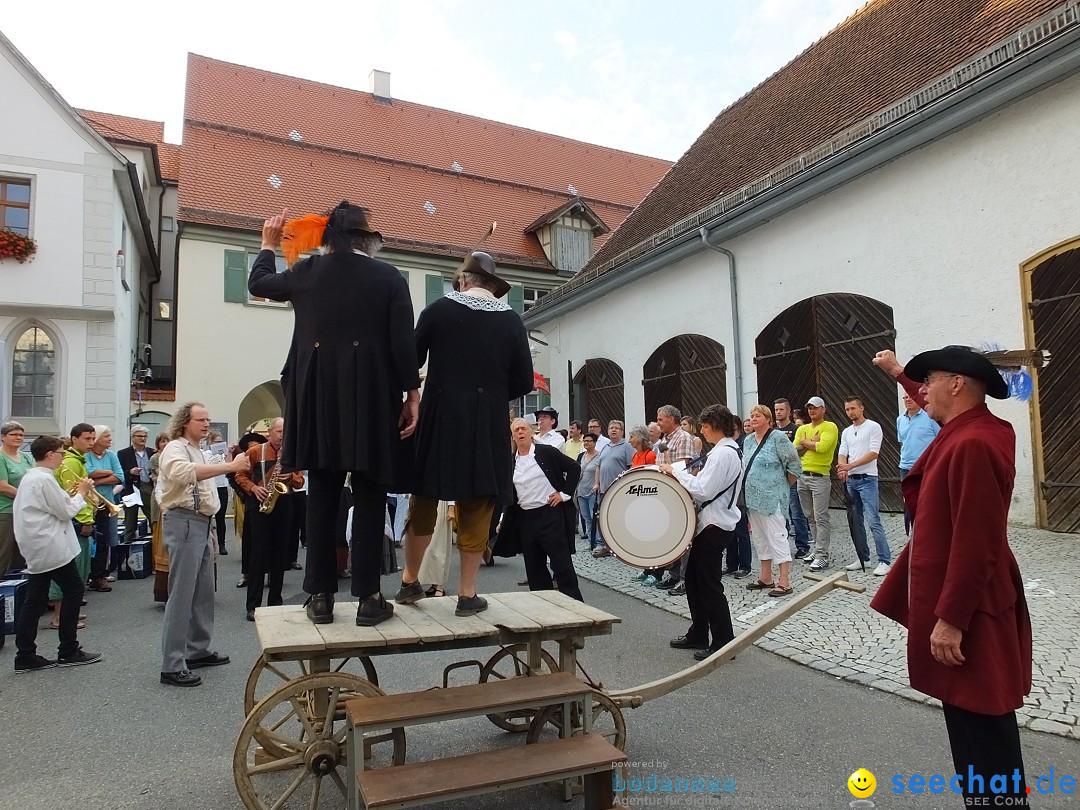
top-left (369, 69), bottom-right (391, 103)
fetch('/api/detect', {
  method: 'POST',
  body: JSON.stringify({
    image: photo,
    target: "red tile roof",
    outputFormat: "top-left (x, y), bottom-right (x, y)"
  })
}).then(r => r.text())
top-left (576, 0), bottom-right (1064, 282)
top-left (77, 109), bottom-right (164, 145)
top-left (179, 54), bottom-right (671, 269)
top-left (157, 143), bottom-right (181, 183)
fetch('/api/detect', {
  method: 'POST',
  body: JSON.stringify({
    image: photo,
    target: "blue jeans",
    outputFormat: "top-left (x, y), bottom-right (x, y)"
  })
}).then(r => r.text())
top-left (900, 468), bottom-right (912, 535)
top-left (578, 493), bottom-right (597, 549)
top-left (846, 476), bottom-right (891, 564)
top-left (788, 481), bottom-right (810, 552)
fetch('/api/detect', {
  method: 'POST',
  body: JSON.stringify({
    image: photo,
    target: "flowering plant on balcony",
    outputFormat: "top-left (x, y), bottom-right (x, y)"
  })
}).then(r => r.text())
top-left (0, 228), bottom-right (36, 263)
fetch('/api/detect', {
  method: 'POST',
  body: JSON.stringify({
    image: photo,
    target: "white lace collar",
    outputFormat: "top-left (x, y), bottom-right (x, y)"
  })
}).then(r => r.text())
top-left (446, 290), bottom-right (511, 312)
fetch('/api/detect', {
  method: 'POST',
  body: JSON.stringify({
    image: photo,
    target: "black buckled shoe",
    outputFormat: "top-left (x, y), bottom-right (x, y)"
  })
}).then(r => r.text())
top-left (305, 593), bottom-right (335, 625)
top-left (161, 669), bottom-right (202, 687)
top-left (187, 652), bottom-right (230, 669)
top-left (356, 594), bottom-right (394, 626)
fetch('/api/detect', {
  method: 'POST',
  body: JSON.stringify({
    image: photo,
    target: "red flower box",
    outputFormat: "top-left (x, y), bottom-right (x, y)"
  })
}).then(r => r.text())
top-left (0, 228), bottom-right (36, 263)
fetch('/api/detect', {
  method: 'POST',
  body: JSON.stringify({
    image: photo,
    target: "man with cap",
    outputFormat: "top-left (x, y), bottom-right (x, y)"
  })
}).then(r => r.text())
top-left (793, 396), bottom-right (838, 572)
top-left (534, 406), bottom-right (565, 451)
top-left (870, 346), bottom-right (1031, 805)
top-left (396, 251), bottom-right (534, 617)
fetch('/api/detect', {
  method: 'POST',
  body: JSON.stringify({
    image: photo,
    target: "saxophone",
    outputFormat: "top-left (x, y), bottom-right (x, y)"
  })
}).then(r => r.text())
top-left (259, 457), bottom-right (289, 514)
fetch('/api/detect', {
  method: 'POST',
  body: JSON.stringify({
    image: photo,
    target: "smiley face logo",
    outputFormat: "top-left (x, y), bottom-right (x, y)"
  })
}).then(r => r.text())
top-left (848, 768), bottom-right (876, 798)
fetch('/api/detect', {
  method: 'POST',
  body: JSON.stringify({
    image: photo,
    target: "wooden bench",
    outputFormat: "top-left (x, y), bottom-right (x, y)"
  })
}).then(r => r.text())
top-left (356, 733), bottom-right (626, 809)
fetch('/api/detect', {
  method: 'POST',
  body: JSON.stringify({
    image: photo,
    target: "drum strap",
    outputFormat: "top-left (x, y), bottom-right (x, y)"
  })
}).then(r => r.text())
top-left (697, 444), bottom-right (745, 511)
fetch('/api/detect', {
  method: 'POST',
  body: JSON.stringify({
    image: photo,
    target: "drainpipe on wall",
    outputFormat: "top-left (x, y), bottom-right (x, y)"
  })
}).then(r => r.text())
top-left (699, 226), bottom-right (743, 412)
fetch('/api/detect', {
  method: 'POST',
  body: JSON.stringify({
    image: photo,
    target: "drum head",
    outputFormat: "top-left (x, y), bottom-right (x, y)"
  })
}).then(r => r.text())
top-left (597, 467), bottom-right (695, 568)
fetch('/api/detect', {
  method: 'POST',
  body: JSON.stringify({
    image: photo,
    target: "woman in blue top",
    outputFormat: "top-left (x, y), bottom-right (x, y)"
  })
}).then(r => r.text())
top-left (0, 420), bottom-right (35, 575)
top-left (742, 405), bottom-right (802, 597)
top-left (85, 425), bottom-right (125, 590)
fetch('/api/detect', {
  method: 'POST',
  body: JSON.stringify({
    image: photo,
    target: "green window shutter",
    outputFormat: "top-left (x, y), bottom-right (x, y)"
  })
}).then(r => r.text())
top-left (539, 377), bottom-right (551, 409)
top-left (425, 273), bottom-right (444, 306)
top-left (399, 269), bottom-right (410, 285)
top-left (224, 250), bottom-right (248, 304)
top-left (508, 284), bottom-right (524, 314)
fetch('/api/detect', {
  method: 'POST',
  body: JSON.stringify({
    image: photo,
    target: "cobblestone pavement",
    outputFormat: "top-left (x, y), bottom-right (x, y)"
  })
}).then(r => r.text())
top-left (572, 511), bottom-right (1080, 739)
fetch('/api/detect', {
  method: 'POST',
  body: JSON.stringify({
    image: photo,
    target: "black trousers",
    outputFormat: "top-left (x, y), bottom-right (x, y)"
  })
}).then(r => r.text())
top-left (290, 491), bottom-right (307, 563)
top-left (90, 507), bottom-right (113, 580)
top-left (685, 524), bottom-right (735, 650)
top-left (306, 470), bottom-right (386, 599)
top-left (215, 487), bottom-right (229, 551)
top-left (245, 496), bottom-right (294, 612)
top-left (123, 482), bottom-right (152, 542)
top-left (942, 703), bottom-right (1028, 806)
top-left (520, 505), bottom-right (583, 602)
top-left (16, 558), bottom-right (84, 662)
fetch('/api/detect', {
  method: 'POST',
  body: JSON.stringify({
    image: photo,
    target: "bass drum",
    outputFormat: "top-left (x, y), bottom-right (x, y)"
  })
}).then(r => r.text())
top-left (597, 466), bottom-right (695, 568)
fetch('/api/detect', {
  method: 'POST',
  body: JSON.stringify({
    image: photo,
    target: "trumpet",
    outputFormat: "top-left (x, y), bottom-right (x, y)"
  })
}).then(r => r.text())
top-left (57, 468), bottom-right (122, 517)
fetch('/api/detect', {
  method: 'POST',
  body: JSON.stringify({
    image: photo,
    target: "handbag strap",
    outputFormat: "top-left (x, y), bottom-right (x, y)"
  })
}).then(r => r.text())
top-left (697, 444), bottom-right (744, 511)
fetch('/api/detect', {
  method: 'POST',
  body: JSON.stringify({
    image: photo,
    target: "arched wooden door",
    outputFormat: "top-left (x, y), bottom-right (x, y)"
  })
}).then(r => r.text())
top-left (572, 358), bottom-right (624, 430)
top-left (642, 335), bottom-right (727, 421)
top-left (754, 294), bottom-right (901, 511)
top-left (1023, 238), bottom-right (1080, 532)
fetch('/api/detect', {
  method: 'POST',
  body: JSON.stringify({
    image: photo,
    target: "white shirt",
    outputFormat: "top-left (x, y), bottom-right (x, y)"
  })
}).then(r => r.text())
top-left (513, 445), bottom-right (570, 510)
top-left (838, 419), bottom-right (883, 476)
top-left (536, 430), bottom-right (565, 451)
top-left (593, 435), bottom-right (611, 452)
top-left (12, 467), bottom-right (85, 574)
top-left (672, 438), bottom-right (743, 533)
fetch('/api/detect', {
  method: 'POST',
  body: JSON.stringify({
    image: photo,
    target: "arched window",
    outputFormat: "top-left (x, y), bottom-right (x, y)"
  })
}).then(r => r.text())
top-left (12, 326), bottom-right (55, 418)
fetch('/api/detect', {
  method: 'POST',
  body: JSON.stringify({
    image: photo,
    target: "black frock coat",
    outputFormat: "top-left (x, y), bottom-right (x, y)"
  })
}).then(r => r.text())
top-left (249, 249), bottom-right (420, 487)
top-left (412, 293), bottom-right (534, 501)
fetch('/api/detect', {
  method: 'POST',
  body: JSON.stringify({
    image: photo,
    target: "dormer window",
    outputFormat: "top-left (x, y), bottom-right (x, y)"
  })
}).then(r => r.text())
top-left (524, 197), bottom-right (609, 274)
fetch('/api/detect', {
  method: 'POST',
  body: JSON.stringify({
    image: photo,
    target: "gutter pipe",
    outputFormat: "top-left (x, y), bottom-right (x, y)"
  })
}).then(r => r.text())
top-left (699, 228), bottom-right (743, 412)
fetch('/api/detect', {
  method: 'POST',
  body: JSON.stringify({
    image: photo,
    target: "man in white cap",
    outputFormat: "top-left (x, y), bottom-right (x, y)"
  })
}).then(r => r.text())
top-left (793, 396), bottom-right (838, 572)
top-left (534, 406), bottom-right (565, 451)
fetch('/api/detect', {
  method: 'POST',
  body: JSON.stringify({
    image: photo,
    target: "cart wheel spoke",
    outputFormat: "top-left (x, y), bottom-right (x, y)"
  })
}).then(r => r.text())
top-left (322, 688), bottom-right (341, 735)
top-left (288, 696), bottom-right (319, 740)
top-left (247, 754), bottom-right (304, 776)
top-left (259, 727), bottom-right (306, 754)
top-left (269, 769), bottom-right (309, 810)
top-left (478, 645), bottom-right (559, 732)
top-left (264, 662), bottom-right (292, 682)
top-left (329, 770), bottom-right (348, 799)
top-left (307, 773), bottom-right (322, 810)
top-left (333, 658), bottom-right (349, 673)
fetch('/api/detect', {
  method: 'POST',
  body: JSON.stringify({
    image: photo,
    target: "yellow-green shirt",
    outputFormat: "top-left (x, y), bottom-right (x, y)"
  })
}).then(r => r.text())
top-left (56, 448), bottom-right (94, 524)
top-left (794, 420), bottom-right (838, 475)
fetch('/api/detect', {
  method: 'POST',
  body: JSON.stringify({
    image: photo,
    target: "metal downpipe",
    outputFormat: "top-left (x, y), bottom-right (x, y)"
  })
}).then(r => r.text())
top-left (699, 227), bottom-right (743, 412)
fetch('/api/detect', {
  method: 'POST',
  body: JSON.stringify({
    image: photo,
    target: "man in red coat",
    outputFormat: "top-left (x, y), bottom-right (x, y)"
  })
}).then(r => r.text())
top-left (871, 346), bottom-right (1032, 805)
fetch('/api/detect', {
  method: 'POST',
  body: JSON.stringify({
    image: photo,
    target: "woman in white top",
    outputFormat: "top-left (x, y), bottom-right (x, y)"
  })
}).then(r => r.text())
top-left (659, 404), bottom-right (743, 660)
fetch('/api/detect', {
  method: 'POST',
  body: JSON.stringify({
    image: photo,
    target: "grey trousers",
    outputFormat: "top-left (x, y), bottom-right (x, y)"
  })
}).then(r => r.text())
top-left (160, 508), bottom-right (215, 673)
top-left (797, 474), bottom-right (832, 560)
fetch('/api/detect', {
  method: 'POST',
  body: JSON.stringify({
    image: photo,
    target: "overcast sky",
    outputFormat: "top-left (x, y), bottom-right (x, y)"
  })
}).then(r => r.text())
top-left (5, 0), bottom-right (863, 160)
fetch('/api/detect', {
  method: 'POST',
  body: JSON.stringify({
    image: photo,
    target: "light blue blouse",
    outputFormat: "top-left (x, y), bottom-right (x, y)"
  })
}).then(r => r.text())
top-left (742, 429), bottom-right (802, 516)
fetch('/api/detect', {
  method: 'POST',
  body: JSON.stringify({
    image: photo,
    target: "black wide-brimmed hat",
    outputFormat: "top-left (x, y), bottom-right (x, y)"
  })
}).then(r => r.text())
top-left (904, 345), bottom-right (1009, 399)
top-left (238, 432), bottom-right (269, 452)
top-left (534, 406), bottom-right (559, 423)
top-left (452, 251), bottom-right (511, 299)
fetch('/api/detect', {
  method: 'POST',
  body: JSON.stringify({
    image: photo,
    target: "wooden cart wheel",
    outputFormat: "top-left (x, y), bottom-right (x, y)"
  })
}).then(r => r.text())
top-left (234, 672), bottom-right (405, 810)
top-left (244, 654), bottom-right (379, 715)
top-left (478, 644), bottom-right (560, 732)
top-left (525, 690), bottom-right (628, 800)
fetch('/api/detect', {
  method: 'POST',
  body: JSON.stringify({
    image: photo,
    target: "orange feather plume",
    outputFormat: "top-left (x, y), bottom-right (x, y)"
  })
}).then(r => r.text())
top-left (281, 214), bottom-right (329, 265)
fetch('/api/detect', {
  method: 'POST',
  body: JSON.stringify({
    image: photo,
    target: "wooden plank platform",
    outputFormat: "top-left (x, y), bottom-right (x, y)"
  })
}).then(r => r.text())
top-left (417, 595), bottom-right (499, 639)
top-left (356, 733), bottom-right (624, 808)
top-left (253, 605), bottom-right (327, 654)
top-left (345, 671), bottom-right (587, 729)
top-left (493, 590), bottom-right (596, 630)
top-left (476, 594), bottom-right (544, 633)
top-left (532, 590), bottom-right (624, 625)
top-left (390, 601), bottom-right (458, 643)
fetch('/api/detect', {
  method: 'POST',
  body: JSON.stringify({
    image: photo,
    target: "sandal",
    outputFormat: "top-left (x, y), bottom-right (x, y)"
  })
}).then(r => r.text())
top-left (768, 585), bottom-right (794, 597)
top-left (746, 579), bottom-right (775, 591)
top-left (50, 620), bottom-right (87, 630)
top-left (425, 586), bottom-right (445, 598)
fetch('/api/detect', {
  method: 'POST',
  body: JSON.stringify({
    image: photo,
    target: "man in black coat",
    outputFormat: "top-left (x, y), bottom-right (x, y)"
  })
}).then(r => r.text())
top-left (395, 251), bottom-right (534, 617)
top-left (251, 205), bottom-right (420, 626)
top-left (117, 425), bottom-right (154, 543)
top-left (498, 419), bottom-right (584, 601)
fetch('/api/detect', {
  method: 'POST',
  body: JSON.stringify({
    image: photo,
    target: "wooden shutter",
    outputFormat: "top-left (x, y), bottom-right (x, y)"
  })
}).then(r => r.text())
top-left (508, 284), bottom-right (524, 314)
top-left (223, 250), bottom-right (248, 303)
top-left (425, 274), bottom-right (444, 306)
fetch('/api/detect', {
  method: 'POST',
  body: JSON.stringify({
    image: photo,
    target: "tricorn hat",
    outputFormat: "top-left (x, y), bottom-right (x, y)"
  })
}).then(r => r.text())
top-left (452, 251), bottom-right (511, 299)
top-left (904, 345), bottom-right (1009, 399)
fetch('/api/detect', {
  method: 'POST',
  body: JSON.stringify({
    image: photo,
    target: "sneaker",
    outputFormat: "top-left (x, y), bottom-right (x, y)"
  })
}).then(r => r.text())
top-left (14, 654), bottom-right (57, 673)
top-left (630, 572), bottom-right (648, 582)
top-left (873, 562), bottom-right (891, 576)
top-left (801, 553), bottom-right (817, 564)
top-left (57, 649), bottom-right (103, 668)
top-left (844, 560), bottom-right (867, 571)
top-left (809, 557), bottom-right (828, 572)
top-left (670, 582), bottom-right (686, 596)
top-left (656, 577), bottom-right (680, 590)
top-left (592, 546), bottom-right (611, 558)
top-left (105, 574), bottom-right (117, 582)
top-left (642, 575), bottom-right (659, 587)
top-left (793, 548), bottom-right (811, 560)
top-left (236, 577), bottom-right (246, 588)
top-left (455, 594), bottom-right (489, 617)
top-left (394, 580), bottom-right (426, 605)
top-left (732, 569), bottom-right (752, 579)
top-left (356, 594), bottom-right (394, 626)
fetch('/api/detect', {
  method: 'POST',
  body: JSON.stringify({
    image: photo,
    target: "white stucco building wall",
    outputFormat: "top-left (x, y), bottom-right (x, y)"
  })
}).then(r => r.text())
top-left (541, 70), bottom-right (1080, 526)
